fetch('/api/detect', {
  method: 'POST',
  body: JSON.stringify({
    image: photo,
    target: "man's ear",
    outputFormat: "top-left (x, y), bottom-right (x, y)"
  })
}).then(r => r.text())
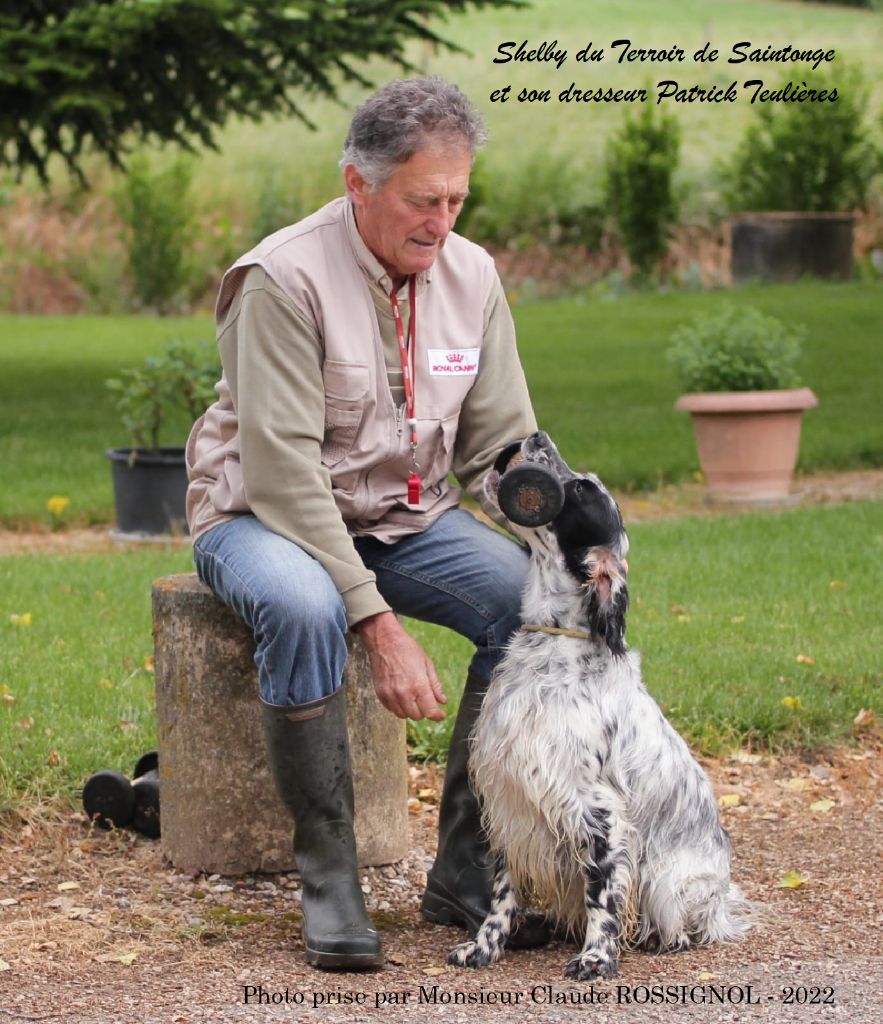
top-left (343, 163), bottom-right (371, 206)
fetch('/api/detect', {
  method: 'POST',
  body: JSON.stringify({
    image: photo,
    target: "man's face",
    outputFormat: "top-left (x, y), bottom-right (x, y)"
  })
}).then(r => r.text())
top-left (345, 144), bottom-right (472, 285)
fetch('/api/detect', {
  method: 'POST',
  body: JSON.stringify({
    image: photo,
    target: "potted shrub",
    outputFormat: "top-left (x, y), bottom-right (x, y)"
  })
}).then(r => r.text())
top-left (668, 304), bottom-right (817, 503)
top-left (724, 66), bottom-right (879, 283)
top-left (106, 340), bottom-right (219, 535)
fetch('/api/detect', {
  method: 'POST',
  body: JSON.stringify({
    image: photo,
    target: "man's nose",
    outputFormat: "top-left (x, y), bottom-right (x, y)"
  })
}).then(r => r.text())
top-left (426, 203), bottom-right (457, 238)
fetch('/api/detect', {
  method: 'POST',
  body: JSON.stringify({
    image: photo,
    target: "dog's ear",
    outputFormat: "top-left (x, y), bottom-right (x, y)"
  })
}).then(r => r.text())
top-left (582, 550), bottom-right (629, 657)
top-left (598, 578), bottom-right (628, 658)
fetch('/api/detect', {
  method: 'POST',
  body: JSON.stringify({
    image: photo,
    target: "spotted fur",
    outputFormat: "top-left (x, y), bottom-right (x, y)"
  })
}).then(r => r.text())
top-left (449, 432), bottom-right (752, 980)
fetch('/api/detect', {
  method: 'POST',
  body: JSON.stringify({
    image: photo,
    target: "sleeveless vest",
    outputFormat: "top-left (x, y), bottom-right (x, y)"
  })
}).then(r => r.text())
top-left (186, 197), bottom-right (498, 540)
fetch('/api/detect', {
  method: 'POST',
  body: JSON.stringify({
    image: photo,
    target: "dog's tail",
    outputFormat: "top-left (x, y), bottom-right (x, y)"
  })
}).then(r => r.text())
top-left (686, 880), bottom-right (755, 945)
top-left (636, 855), bottom-right (755, 949)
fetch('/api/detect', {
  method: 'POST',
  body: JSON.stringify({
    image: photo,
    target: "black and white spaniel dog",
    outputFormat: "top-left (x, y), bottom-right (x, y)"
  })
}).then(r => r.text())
top-left (449, 431), bottom-right (751, 980)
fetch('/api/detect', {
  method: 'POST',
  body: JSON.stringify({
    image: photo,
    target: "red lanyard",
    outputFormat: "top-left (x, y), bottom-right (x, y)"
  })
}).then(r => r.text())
top-left (389, 276), bottom-right (422, 505)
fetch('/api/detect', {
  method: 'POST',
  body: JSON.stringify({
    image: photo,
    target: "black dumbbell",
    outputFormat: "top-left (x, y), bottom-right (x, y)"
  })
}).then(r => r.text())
top-left (82, 750), bottom-right (161, 838)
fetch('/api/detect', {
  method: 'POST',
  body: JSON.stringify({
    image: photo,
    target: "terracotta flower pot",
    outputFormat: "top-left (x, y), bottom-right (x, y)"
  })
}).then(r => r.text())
top-left (675, 388), bottom-right (818, 503)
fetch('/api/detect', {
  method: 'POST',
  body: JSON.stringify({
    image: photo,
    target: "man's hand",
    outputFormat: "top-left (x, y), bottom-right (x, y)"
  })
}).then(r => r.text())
top-left (355, 612), bottom-right (447, 721)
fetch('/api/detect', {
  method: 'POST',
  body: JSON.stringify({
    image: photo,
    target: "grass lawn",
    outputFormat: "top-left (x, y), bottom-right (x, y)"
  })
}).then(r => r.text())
top-left (517, 280), bottom-right (883, 490)
top-left (2, 500), bottom-right (880, 815)
top-left (1, 280), bottom-right (880, 527)
top-left (0, 314), bottom-right (210, 527)
top-left (1, 544), bottom-right (195, 814)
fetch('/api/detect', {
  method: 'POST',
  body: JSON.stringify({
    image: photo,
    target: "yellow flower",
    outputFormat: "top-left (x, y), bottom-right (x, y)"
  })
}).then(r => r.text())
top-left (47, 496), bottom-right (70, 517)
top-left (9, 613), bottom-right (33, 627)
top-left (781, 695), bottom-right (802, 710)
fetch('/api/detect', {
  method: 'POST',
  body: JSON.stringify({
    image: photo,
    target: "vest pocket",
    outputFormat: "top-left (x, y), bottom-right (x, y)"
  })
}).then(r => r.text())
top-left (422, 411), bottom-right (460, 487)
top-left (321, 360), bottom-right (369, 467)
top-left (322, 402), bottom-right (364, 466)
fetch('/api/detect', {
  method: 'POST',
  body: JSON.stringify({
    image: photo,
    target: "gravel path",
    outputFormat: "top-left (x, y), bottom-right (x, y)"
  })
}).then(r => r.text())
top-left (1, 748), bottom-right (881, 1024)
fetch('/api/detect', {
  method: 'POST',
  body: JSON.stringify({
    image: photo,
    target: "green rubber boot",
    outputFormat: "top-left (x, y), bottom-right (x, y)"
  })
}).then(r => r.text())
top-left (261, 689), bottom-right (383, 970)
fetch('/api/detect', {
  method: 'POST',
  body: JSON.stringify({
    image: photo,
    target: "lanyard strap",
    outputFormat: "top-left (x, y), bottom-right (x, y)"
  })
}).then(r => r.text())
top-left (389, 276), bottom-right (418, 460)
top-left (389, 277), bottom-right (421, 504)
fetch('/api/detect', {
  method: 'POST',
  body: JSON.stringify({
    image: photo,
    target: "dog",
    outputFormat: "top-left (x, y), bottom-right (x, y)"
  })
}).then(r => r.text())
top-left (449, 431), bottom-right (751, 980)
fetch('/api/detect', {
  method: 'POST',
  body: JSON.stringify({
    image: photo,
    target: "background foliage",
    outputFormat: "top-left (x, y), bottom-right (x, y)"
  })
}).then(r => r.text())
top-left (1, 280), bottom-right (880, 527)
top-left (723, 67), bottom-right (881, 212)
top-left (604, 102), bottom-right (681, 277)
top-left (0, 0), bottom-right (519, 182)
top-left (115, 155), bottom-right (197, 314)
top-left (1, 0), bottom-right (881, 311)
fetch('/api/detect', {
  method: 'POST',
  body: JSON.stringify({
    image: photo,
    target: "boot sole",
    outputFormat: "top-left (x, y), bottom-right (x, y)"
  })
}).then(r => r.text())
top-left (305, 947), bottom-right (384, 970)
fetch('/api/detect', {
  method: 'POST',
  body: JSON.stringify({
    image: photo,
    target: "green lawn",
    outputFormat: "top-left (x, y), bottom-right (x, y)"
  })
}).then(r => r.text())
top-left (517, 280), bottom-right (883, 489)
top-left (3, 500), bottom-right (880, 814)
top-left (0, 545), bottom-right (195, 813)
top-left (1, 314), bottom-right (209, 527)
top-left (1, 280), bottom-right (880, 527)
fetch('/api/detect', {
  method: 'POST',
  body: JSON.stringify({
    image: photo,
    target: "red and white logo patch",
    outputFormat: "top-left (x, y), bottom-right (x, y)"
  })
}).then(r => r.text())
top-left (427, 348), bottom-right (480, 377)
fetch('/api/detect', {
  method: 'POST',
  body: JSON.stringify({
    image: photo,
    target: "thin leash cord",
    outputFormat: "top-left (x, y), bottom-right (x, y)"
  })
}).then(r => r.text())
top-left (521, 624), bottom-right (594, 641)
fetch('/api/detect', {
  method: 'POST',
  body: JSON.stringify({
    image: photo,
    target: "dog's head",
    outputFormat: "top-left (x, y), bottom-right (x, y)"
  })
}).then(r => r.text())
top-left (486, 431), bottom-right (630, 656)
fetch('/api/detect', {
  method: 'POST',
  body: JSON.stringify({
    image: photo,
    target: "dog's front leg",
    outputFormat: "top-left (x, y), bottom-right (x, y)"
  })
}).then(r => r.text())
top-left (448, 859), bottom-right (518, 969)
top-left (565, 808), bottom-right (633, 980)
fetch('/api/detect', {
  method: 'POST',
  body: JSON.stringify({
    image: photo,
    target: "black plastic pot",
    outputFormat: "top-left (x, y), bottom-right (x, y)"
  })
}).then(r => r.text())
top-left (730, 212), bottom-right (855, 284)
top-left (106, 446), bottom-right (189, 536)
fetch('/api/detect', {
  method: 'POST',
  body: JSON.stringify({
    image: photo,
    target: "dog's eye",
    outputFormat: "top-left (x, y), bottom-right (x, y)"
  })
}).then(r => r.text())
top-left (572, 482), bottom-right (582, 495)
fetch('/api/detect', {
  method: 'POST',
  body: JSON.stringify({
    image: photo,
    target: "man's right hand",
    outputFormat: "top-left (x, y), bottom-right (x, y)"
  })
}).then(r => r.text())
top-left (354, 612), bottom-right (447, 722)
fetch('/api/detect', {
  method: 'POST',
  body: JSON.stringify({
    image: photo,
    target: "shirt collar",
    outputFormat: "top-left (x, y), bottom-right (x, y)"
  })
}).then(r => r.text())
top-left (343, 198), bottom-right (431, 297)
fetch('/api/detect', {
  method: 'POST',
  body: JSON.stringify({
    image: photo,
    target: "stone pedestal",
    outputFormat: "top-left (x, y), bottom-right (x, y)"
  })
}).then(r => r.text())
top-left (151, 573), bottom-right (409, 875)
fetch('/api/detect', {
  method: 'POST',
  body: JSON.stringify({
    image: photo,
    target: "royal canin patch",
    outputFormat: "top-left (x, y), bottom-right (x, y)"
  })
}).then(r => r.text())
top-left (427, 348), bottom-right (480, 376)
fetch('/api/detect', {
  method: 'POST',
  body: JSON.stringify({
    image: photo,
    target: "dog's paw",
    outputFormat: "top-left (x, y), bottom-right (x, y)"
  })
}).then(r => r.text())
top-left (661, 932), bottom-right (691, 954)
top-left (448, 938), bottom-right (502, 969)
top-left (564, 947), bottom-right (618, 980)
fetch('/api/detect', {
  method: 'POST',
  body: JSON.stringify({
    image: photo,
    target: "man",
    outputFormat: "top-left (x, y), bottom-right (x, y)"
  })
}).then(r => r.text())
top-left (186, 76), bottom-right (544, 969)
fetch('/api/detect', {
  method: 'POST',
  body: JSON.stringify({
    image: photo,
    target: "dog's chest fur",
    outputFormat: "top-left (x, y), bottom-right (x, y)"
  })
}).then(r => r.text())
top-left (471, 626), bottom-right (722, 932)
top-left (470, 632), bottom-right (633, 923)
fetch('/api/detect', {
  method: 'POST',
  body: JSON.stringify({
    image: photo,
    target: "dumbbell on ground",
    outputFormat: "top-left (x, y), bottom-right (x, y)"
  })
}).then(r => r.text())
top-left (82, 750), bottom-right (160, 838)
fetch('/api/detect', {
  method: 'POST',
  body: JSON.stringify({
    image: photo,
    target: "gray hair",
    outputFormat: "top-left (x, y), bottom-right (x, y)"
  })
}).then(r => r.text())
top-left (340, 76), bottom-right (487, 189)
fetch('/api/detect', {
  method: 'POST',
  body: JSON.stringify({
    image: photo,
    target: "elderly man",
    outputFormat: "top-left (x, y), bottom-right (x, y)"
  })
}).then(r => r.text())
top-left (186, 77), bottom-right (544, 969)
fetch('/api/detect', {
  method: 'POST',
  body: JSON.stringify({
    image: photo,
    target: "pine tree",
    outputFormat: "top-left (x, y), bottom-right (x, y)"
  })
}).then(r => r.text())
top-left (0, 0), bottom-right (517, 182)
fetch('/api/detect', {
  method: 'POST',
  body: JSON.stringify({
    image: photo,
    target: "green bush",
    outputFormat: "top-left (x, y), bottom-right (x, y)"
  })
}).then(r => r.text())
top-left (250, 165), bottom-right (306, 244)
top-left (464, 152), bottom-right (603, 249)
top-left (116, 154), bottom-right (197, 314)
top-left (603, 102), bottom-right (680, 278)
top-left (105, 339), bottom-right (219, 451)
top-left (723, 67), bottom-right (880, 213)
top-left (667, 304), bottom-right (805, 393)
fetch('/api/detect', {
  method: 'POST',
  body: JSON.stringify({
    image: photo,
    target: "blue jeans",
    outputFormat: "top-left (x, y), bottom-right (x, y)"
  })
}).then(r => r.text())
top-left (193, 509), bottom-right (529, 707)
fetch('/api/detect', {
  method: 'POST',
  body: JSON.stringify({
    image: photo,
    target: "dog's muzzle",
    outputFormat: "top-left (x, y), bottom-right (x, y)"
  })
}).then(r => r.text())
top-left (494, 441), bottom-right (565, 528)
